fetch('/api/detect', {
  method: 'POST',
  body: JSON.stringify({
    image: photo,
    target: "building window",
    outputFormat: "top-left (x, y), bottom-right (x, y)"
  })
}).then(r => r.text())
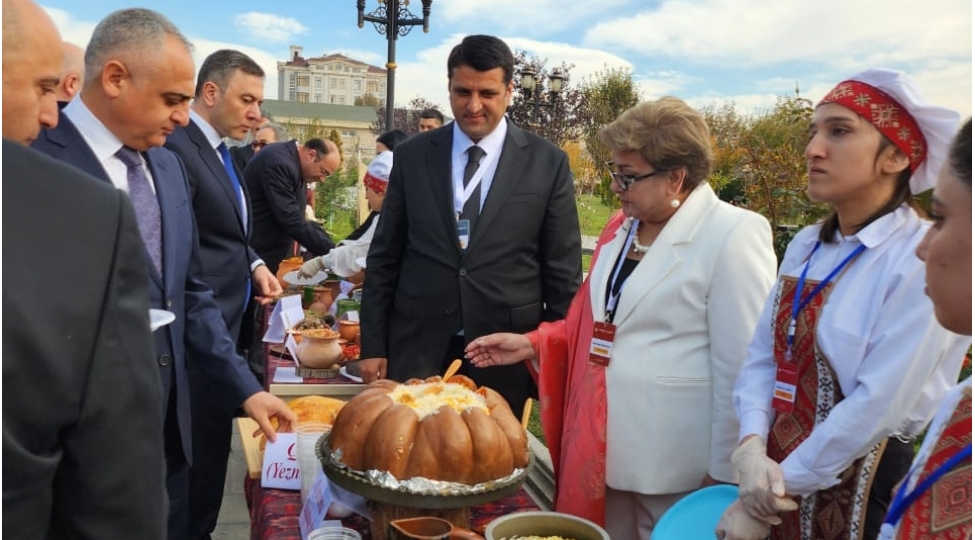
top-left (354, 80), bottom-right (361, 91)
top-left (297, 75), bottom-right (310, 87)
top-left (315, 77), bottom-right (322, 89)
top-left (314, 94), bottom-right (322, 103)
top-left (339, 80), bottom-right (346, 90)
top-left (297, 92), bottom-right (309, 103)
top-left (366, 81), bottom-right (378, 93)
top-left (342, 130), bottom-right (355, 137)
top-left (330, 79), bottom-right (337, 89)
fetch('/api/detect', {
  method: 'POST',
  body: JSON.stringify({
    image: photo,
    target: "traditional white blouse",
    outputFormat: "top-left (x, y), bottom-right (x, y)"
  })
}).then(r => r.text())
top-left (321, 217), bottom-right (378, 277)
top-left (734, 205), bottom-right (971, 496)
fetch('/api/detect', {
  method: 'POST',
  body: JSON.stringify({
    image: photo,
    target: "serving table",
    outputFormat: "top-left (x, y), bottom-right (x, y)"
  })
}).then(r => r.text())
top-left (243, 471), bottom-right (539, 540)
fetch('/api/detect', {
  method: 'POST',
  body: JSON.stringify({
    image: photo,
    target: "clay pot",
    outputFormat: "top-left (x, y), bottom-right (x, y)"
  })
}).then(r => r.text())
top-left (337, 320), bottom-right (360, 344)
top-left (388, 518), bottom-right (482, 540)
top-left (276, 257), bottom-right (304, 289)
top-left (311, 286), bottom-right (335, 311)
top-left (295, 329), bottom-right (344, 369)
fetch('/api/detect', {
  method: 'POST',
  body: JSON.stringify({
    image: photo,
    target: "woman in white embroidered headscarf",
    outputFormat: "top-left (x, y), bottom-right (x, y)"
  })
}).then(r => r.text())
top-left (717, 69), bottom-right (970, 540)
top-left (298, 150), bottom-right (392, 279)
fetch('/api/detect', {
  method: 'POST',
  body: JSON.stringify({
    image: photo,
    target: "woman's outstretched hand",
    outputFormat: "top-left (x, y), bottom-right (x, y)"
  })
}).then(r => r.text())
top-left (465, 333), bottom-right (535, 367)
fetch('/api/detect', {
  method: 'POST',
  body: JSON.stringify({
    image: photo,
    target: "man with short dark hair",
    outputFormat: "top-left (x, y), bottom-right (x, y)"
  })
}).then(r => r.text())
top-left (164, 48), bottom-right (283, 540)
top-left (30, 9), bottom-right (295, 540)
top-left (245, 137), bottom-right (339, 273)
top-left (359, 35), bottom-right (582, 412)
top-left (418, 107), bottom-right (445, 132)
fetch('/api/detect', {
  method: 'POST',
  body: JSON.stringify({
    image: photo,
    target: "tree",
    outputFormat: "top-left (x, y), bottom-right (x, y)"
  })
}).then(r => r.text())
top-left (577, 66), bottom-right (642, 207)
top-left (371, 96), bottom-right (443, 136)
top-left (505, 51), bottom-right (585, 148)
top-left (354, 93), bottom-right (381, 108)
top-left (702, 92), bottom-right (828, 260)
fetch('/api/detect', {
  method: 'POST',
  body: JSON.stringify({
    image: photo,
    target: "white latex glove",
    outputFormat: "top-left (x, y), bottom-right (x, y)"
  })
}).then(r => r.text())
top-left (298, 257), bottom-right (325, 279)
top-left (304, 204), bottom-right (318, 222)
top-left (733, 436), bottom-right (798, 524)
top-left (715, 499), bottom-right (772, 540)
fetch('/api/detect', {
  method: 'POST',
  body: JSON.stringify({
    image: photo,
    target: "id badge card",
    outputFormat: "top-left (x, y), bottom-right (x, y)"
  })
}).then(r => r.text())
top-left (588, 321), bottom-right (616, 366)
top-left (771, 362), bottom-right (799, 413)
top-left (457, 219), bottom-right (471, 251)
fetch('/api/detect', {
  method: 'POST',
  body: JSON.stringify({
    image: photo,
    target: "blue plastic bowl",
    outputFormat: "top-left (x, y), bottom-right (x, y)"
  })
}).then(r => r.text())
top-left (651, 484), bottom-right (739, 540)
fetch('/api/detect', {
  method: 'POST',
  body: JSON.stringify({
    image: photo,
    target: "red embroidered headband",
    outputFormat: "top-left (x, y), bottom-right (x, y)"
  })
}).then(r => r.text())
top-left (819, 80), bottom-right (927, 172)
top-left (363, 172), bottom-right (388, 195)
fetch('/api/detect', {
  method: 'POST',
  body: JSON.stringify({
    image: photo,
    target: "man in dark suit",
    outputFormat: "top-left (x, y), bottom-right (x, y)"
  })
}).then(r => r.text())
top-left (244, 137), bottom-right (339, 273)
top-left (359, 34), bottom-right (582, 411)
top-left (30, 9), bottom-right (295, 540)
top-left (164, 49), bottom-right (283, 540)
top-left (2, 2), bottom-right (166, 538)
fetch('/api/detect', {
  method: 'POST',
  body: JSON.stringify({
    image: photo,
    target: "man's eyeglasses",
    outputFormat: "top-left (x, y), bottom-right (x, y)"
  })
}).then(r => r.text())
top-left (605, 161), bottom-right (669, 191)
top-left (251, 141), bottom-right (269, 149)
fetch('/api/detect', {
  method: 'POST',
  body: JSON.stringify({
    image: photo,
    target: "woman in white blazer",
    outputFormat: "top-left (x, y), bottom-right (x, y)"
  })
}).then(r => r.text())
top-left (467, 97), bottom-right (777, 539)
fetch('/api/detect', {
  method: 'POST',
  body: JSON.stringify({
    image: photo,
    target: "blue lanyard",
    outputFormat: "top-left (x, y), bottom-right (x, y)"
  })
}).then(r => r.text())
top-left (787, 241), bottom-right (866, 359)
top-left (605, 222), bottom-right (638, 322)
top-left (883, 443), bottom-right (972, 527)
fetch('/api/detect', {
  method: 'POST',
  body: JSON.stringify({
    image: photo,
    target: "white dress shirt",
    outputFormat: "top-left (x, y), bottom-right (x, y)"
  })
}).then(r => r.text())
top-left (63, 97), bottom-right (154, 193)
top-left (450, 117), bottom-right (508, 215)
top-left (734, 205), bottom-right (971, 496)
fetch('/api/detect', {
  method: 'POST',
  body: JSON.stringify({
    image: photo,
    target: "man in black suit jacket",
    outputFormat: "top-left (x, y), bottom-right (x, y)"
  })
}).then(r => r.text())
top-left (164, 49), bottom-right (283, 540)
top-left (29, 9), bottom-right (295, 540)
top-left (359, 35), bottom-right (582, 411)
top-left (244, 138), bottom-right (339, 272)
top-left (2, 3), bottom-right (166, 538)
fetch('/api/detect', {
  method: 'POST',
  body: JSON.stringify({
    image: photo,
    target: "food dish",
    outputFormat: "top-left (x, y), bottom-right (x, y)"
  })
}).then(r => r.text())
top-left (650, 484), bottom-right (738, 540)
top-left (328, 376), bottom-right (529, 485)
top-left (149, 309), bottom-right (176, 332)
top-left (282, 270), bottom-right (329, 286)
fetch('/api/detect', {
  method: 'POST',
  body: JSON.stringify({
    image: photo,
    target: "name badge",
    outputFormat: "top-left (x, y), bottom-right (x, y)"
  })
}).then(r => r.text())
top-left (457, 219), bottom-right (471, 251)
top-left (588, 321), bottom-right (616, 366)
top-left (771, 363), bottom-right (799, 413)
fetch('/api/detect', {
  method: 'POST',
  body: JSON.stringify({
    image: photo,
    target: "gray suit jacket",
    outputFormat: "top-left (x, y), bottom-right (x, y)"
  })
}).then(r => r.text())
top-left (360, 120), bottom-right (582, 409)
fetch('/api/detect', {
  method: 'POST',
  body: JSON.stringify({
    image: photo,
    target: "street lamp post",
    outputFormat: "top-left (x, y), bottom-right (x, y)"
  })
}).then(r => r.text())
top-left (519, 66), bottom-right (565, 127)
top-left (357, 0), bottom-right (433, 132)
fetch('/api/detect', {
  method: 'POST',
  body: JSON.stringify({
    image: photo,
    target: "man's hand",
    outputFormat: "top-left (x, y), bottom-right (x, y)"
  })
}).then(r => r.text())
top-left (715, 499), bottom-right (772, 540)
top-left (465, 333), bottom-right (535, 368)
top-left (252, 264), bottom-right (283, 305)
top-left (733, 436), bottom-right (798, 524)
top-left (358, 357), bottom-right (387, 383)
top-left (242, 391), bottom-right (296, 443)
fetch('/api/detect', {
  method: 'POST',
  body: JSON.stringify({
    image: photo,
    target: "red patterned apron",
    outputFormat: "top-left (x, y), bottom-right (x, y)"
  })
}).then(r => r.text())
top-left (767, 274), bottom-right (887, 540)
top-left (894, 389), bottom-right (972, 540)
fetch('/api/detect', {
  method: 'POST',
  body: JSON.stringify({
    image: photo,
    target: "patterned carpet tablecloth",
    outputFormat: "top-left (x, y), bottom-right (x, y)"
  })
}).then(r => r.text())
top-left (244, 475), bottom-right (539, 540)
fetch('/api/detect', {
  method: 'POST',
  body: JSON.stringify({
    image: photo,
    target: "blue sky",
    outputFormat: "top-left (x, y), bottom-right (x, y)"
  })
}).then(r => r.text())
top-left (43, 0), bottom-right (972, 118)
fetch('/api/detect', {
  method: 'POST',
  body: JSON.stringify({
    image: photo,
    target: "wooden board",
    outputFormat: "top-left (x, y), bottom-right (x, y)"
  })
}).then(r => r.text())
top-left (238, 417), bottom-right (264, 479)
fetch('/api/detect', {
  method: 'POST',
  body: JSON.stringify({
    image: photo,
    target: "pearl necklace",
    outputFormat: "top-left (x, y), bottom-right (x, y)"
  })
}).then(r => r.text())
top-left (631, 222), bottom-right (651, 255)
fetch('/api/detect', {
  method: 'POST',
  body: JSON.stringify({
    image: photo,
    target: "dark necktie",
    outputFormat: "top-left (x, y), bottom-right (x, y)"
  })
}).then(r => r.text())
top-left (217, 142), bottom-right (247, 227)
top-left (459, 145), bottom-right (486, 232)
top-left (116, 146), bottom-right (162, 273)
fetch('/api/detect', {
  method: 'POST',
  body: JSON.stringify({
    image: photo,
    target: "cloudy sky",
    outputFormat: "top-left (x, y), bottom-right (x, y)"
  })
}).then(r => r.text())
top-left (43, 0), bottom-right (972, 118)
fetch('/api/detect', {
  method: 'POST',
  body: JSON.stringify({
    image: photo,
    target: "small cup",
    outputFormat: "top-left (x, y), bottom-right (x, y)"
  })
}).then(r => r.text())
top-left (295, 422), bottom-right (330, 503)
top-left (308, 527), bottom-right (361, 540)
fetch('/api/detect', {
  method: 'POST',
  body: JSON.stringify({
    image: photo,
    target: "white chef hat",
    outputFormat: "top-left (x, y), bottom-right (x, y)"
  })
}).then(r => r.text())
top-left (818, 68), bottom-right (961, 194)
top-left (362, 151), bottom-right (393, 194)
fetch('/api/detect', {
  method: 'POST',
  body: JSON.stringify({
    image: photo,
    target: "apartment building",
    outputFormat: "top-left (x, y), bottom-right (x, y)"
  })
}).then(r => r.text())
top-left (277, 45), bottom-right (387, 106)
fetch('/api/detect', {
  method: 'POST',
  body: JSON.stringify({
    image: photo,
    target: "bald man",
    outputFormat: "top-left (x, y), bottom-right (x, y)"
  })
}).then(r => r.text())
top-left (1, 0), bottom-right (60, 144)
top-left (56, 41), bottom-right (85, 103)
top-left (2, 1), bottom-right (166, 539)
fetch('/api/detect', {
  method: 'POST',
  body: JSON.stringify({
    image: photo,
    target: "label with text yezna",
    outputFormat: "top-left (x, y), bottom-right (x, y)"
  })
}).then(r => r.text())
top-left (262, 433), bottom-right (300, 490)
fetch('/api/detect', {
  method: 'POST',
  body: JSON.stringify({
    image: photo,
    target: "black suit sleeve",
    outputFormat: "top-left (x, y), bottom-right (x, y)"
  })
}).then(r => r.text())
top-left (261, 159), bottom-right (335, 256)
top-left (54, 193), bottom-right (168, 539)
top-left (539, 151), bottom-right (583, 321)
top-left (359, 155), bottom-right (408, 359)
